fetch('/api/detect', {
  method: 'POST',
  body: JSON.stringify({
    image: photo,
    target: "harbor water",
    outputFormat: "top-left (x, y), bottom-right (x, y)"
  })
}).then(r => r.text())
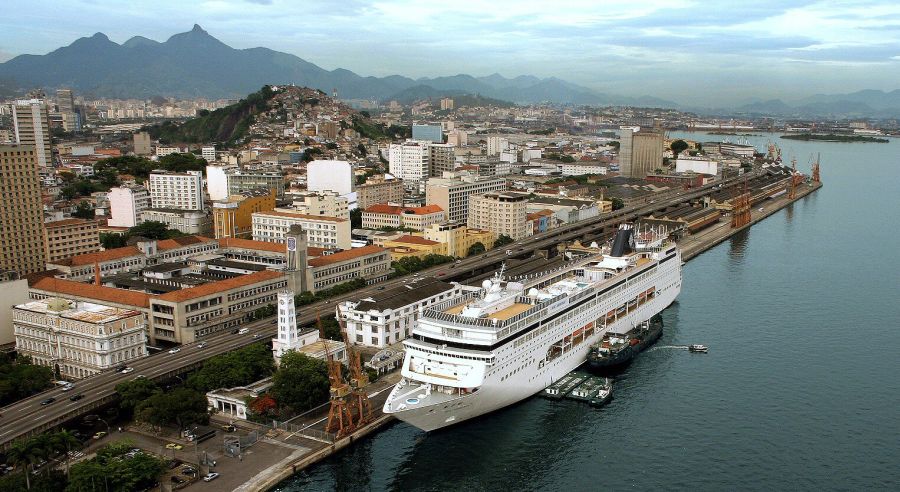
top-left (276, 133), bottom-right (900, 491)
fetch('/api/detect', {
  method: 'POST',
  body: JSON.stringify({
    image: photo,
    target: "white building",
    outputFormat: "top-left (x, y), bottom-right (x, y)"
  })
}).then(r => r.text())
top-left (522, 148), bottom-right (542, 163)
top-left (288, 191), bottom-right (349, 219)
top-left (201, 146), bottom-right (216, 163)
top-left (560, 162), bottom-right (608, 176)
top-left (108, 185), bottom-right (151, 228)
top-left (388, 141), bottom-right (430, 188)
top-left (206, 164), bottom-right (284, 201)
top-left (307, 160), bottom-right (353, 196)
top-left (155, 146), bottom-right (184, 157)
top-left (13, 298), bottom-right (147, 380)
top-left (487, 136), bottom-right (509, 156)
top-left (148, 170), bottom-right (204, 211)
top-left (468, 191), bottom-right (529, 240)
top-left (675, 156), bottom-right (719, 175)
top-left (251, 210), bottom-right (351, 249)
top-left (140, 209), bottom-right (211, 235)
top-left (272, 291), bottom-right (346, 366)
top-left (338, 278), bottom-right (467, 348)
top-left (425, 172), bottom-right (507, 223)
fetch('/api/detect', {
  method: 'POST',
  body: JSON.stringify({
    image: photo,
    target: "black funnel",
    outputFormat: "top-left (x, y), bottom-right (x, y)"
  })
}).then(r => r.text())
top-left (611, 227), bottom-right (634, 257)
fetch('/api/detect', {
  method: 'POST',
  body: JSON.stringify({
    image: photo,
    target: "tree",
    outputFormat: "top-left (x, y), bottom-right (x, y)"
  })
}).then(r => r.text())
top-left (611, 197), bottom-right (625, 211)
top-left (349, 208), bottom-right (362, 229)
top-left (270, 352), bottom-right (329, 414)
top-left (467, 242), bottom-right (486, 257)
top-left (356, 143), bottom-right (368, 156)
top-left (115, 378), bottom-right (161, 415)
top-left (6, 439), bottom-right (41, 489)
top-left (50, 430), bottom-right (80, 478)
top-left (67, 440), bottom-right (164, 492)
top-left (135, 388), bottom-right (209, 430)
top-left (186, 343), bottom-right (274, 392)
top-left (99, 233), bottom-right (127, 250)
top-left (248, 393), bottom-right (277, 418)
top-left (157, 153), bottom-right (207, 174)
top-left (493, 235), bottom-right (515, 248)
top-left (670, 139), bottom-right (689, 159)
top-left (71, 202), bottom-right (94, 220)
top-left (126, 221), bottom-right (171, 240)
top-left (0, 355), bottom-right (54, 406)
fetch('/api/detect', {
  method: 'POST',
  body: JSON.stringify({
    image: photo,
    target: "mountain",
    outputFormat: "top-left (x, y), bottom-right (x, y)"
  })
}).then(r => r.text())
top-left (0, 26), bottom-right (675, 107)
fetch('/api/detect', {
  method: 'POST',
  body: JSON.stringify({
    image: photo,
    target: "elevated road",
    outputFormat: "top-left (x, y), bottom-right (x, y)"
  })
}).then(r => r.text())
top-left (0, 171), bottom-right (763, 449)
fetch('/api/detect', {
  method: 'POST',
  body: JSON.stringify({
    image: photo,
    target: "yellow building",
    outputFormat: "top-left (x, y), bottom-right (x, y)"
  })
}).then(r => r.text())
top-left (382, 235), bottom-right (448, 260)
top-left (423, 222), bottom-right (496, 258)
top-left (212, 189), bottom-right (276, 239)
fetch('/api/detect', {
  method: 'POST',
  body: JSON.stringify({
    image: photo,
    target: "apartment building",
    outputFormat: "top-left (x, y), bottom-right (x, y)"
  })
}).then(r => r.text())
top-left (422, 222), bottom-right (496, 258)
top-left (356, 175), bottom-right (404, 209)
top-left (468, 191), bottom-right (529, 240)
top-left (251, 211), bottom-right (351, 249)
top-left (140, 209), bottom-right (211, 235)
top-left (43, 218), bottom-right (101, 264)
top-left (12, 100), bottom-right (52, 167)
top-left (425, 173), bottom-right (507, 223)
top-left (212, 189), bottom-right (276, 239)
top-left (148, 170), bottom-right (204, 211)
top-left (429, 143), bottom-right (456, 177)
top-left (0, 145), bottom-right (46, 275)
top-left (14, 298), bottom-right (147, 379)
top-left (133, 132), bottom-right (152, 155)
top-left (306, 245), bottom-right (390, 292)
top-left (362, 204), bottom-right (445, 231)
top-left (388, 140), bottom-right (430, 187)
top-left (288, 191), bottom-right (349, 219)
top-left (107, 185), bottom-right (151, 228)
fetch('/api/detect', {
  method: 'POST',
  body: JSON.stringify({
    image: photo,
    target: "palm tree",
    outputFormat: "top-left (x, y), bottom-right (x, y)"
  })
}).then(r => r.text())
top-left (6, 438), bottom-right (42, 490)
top-left (51, 430), bottom-right (80, 477)
top-left (29, 433), bottom-right (54, 477)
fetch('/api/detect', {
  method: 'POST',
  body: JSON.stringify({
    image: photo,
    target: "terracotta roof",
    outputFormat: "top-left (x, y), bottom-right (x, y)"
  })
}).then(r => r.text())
top-left (218, 237), bottom-right (286, 254)
top-left (364, 204), bottom-right (444, 215)
top-left (393, 235), bottom-right (440, 246)
top-left (307, 246), bottom-right (386, 268)
top-left (157, 235), bottom-right (215, 250)
top-left (307, 247), bottom-right (328, 257)
top-left (30, 277), bottom-right (151, 308)
top-left (45, 218), bottom-right (96, 228)
top-left (52, 246), bottom-right (143, 267)
top-left (156, 270), bottom-right (284, 303)
top-left (254, 210), bottom-right (346, 222)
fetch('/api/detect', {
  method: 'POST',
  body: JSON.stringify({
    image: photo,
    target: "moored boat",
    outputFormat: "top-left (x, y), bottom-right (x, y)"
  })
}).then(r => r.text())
top-left (586, 314), bottom-right (663, 371)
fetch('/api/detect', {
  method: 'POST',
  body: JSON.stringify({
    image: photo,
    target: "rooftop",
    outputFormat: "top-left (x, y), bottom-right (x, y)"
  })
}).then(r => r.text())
top-left (307, 245), bottom-right (386, 268)
top-left (45, 218), bottom-right (97, 229)
top-left (391, 235), bottom-right (440, 246)
top-left (156, 270), bottom-right (284, 303)
top-left (156, 235), bottom-right (215, 251)
top-left (364, 204), bottom-right (444, 215)
top-left (29, 276), bottom-right (152, 308)
top-left (254, 210), bottom-right (347, 222)
top-left (16, 298), bottom-right (143, 324)
top-left (218, 237), bottom-right (286, 254)
top-left (50, 246), bottom-right (143, 267)
top-left (349, 278), bottom-right (456, 311)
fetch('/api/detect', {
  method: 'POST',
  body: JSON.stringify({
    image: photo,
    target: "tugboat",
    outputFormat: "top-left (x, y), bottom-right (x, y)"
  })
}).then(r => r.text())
top-left (587, 314), bottom-right (663, 371)
top-left (688, 344), bottom-right (708, 353)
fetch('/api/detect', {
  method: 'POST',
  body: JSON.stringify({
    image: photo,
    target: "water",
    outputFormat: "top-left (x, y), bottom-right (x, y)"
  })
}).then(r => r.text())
top-left (277, 133), bottom-right (900, 491)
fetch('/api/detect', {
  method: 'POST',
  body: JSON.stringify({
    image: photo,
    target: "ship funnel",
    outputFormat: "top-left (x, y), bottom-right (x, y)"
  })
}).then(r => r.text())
top-left (611, 225), bottom-right (634, 257)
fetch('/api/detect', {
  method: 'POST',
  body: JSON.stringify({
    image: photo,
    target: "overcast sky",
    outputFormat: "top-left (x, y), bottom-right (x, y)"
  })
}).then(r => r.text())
top-left (2, 0), bottom-right (899, 105)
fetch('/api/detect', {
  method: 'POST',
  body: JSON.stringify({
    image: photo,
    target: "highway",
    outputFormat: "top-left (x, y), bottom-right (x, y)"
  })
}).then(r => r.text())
top-left (0, 171), bottom-right (761, 449)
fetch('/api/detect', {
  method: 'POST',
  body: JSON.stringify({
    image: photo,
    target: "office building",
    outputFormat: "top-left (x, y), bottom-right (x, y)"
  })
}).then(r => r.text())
top-left (305, 245), bottom-right (390, 292)
top-left (338, 278), bottom-right (465, 348)
top-left (486, 136), bottom-right (509, 156)
top-left (56, 89), bottom-right (78, 131)
top-left (425, 173), bottom-right (507, 223)
top-left (412, 124), bottom-right (443, 143)
top-left (389, 141), bottom-right (430, 188)
top-left (107, 185), bottom-right (151, 228)
top-left (429, 143), bottom-right (456, 177)
top-left (148, 170), bottom-right (204, 211)
top-left (12, 100), bottom-right (52, 167)
top-left (362, 204), bottom-right (445, 231)
top-left (356, 175), bottom-right (404, 210)
top-left (252, 211), bottom-right (351, 249)
top-left (43, 218), bottom-right (101, 264)
top-left (155, 146), bottom-right (184, 157)
top-left (140, 209), bottom-right (210, 235)
top-left (133, 131), bottom-right (152, 155)
top-left (13, 297), bottom-right (147, 379)
top-left (207, 165), bottom-right (285, 201)
top-left (0, 145), bottom-right (46, 275)
top-left (468, 191), bottom-right (529, 240)
top-left (446, 129), bottom-right (468, 147)
top-left (289, 191), bottom-right (349, 219)
top-left (212, 189), bottom-right (277, 239)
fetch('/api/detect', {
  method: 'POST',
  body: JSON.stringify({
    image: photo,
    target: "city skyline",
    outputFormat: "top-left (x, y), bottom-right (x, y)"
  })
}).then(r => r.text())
top-left (2, 0), bottom-right (900, 106)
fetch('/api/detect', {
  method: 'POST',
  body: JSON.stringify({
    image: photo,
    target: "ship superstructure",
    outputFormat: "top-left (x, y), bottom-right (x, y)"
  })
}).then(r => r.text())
top-left (382, 224), bottom-right (682, 431)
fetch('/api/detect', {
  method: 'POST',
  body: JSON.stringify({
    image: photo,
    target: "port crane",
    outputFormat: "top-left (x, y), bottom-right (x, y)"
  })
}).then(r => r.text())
top-left (338, 317), bottom-right (373, 427)
top-left (318, 314), bottom-right (354, 437)
top-left (730, 179), bottom-right (752, 229)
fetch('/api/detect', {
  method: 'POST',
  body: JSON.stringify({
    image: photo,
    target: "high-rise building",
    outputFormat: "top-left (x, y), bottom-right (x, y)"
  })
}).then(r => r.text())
top-left (429, 143), bottom-right (456, 177)
top-left (425, 173), bottom-right (507, 223)
top-left (389, 141), bottom-right (430, 188)
top-left (212, 188), bottom-right (277, 239)
top-left (56, 89), bottom-right (78, 131)
top-left (108, 185), bottom-right (151, 228)
top-left (356, 175), bottom-right (404, 210)
top-left (12, 100), bottom-right (52, 167)
top-left (618, 127), bottom-right (635, 175)
top-left (206, 165), bottom-right (286, 201)
top-left (468, 191), bottom-right (529, 240)
top-left (307, 160), bottom-right (354, 196)
top-left (148, 170), bottom-right (204, 211)
top-left (629, 131), bottom-right (664, 178)
top-left (251, 211), bottom-right (351, 249)
top-left (440, 98), bottom-right (454, 110)
top-left (133, 131), bottom-right (152, 155)
top-left (412, 124), bottom-right (443, 143)
top-left (0, 145), bottom-right (46, 275)
top-left (486, 136), bottom-right (509, 156)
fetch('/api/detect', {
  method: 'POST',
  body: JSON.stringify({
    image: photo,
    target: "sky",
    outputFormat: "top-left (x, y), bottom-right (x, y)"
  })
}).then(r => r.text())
top-left (2, 0), bottom-right (900, 105)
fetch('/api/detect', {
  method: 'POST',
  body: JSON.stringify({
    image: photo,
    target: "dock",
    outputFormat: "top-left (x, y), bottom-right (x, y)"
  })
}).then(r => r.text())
top-left (540, 372), bottom-right (590, 400)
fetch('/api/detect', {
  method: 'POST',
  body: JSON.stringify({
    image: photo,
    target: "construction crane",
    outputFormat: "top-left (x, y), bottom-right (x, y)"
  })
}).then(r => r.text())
top-left (812, 152), bottom-right (821, 183)
top-left (730, 180), bottom-right (751, 229)
top-left (338, 316), bottom-right (372, 427)
top-left (317, 314), bottom-right (354, 437)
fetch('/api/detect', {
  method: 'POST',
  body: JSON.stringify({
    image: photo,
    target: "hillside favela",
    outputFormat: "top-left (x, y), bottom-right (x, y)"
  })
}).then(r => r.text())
top-left (0, 2), bottom-right (897, 491)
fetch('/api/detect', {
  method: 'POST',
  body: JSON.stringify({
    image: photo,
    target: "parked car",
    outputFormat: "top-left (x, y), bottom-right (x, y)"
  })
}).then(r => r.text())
top-left (92, 432), bottom-right (107, 439)
top-left (222, 424), bottom-right (236, 432)
top-left (165, 443), bottom-right (183, 450)
top-left (203, 473), bottom-right (219, 482)
top-left (170, 476), bottom-right (185, 484)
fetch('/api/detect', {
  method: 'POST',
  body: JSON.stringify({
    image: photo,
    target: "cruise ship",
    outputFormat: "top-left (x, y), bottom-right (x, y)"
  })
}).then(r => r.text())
top-left (383, 224), bottom-right (683, 431)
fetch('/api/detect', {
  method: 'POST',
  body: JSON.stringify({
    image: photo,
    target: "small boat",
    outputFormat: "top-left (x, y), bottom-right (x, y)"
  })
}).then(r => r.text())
top-left (589, 384), bottom-right (613, 408)
top-left (688, 344), bottom-right (708, 353)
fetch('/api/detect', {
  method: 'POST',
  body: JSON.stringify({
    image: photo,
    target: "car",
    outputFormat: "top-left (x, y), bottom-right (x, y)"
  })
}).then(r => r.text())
top-left (93, 432), bottom-right (107, 439)
top-left (170, 476), bottom-right (185, 484)
top-left (181, 466), bottom-right (196, 475)
top-left (238, 328), bottom-right (249, 334)
top-left (252, 334), bottom-right (260, 339)
top-left (165, 443), bottom-right (183, 450)
top-left (222, 424), bottom-right (236, 432)
top-left (61, 383), bottom-right (75, 392)
top-left (133, 375), bottom-right (146, 380)
top-left (231, 329), bottom-right (240, 334)
top-left (197, 342), bottom-right (206, 349)
top-left (377, 286), bottom-right (385, 290)
top-left (167, 459), bottom-right (182, 469)
top-left (120, 367), bottom-right (134, 374)
top-left (69, 394), bottom-right (84, 402)
top-left (203, 473), bottom-right (219, 482)
top-left (168, 348), bottom-right (180, 354)
top-left (40, 397), bottom-right (55, 405)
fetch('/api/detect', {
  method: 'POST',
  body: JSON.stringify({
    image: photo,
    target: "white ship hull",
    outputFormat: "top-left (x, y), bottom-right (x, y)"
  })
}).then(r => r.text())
top-left (384, 236), bottom-right (682, 432)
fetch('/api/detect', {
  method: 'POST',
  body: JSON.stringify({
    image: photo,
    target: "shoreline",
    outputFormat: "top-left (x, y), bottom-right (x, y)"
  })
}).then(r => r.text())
top-left (254, 180), bottom-right (824, 491)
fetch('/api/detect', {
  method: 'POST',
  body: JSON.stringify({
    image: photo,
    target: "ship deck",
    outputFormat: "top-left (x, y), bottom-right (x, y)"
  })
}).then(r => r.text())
top-left (443, 301), bottom-right (532, 321)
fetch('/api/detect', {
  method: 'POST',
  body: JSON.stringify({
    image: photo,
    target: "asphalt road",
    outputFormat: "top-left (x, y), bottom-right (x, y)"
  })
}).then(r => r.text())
top-left (0, 171), bottom-right (760, 449)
